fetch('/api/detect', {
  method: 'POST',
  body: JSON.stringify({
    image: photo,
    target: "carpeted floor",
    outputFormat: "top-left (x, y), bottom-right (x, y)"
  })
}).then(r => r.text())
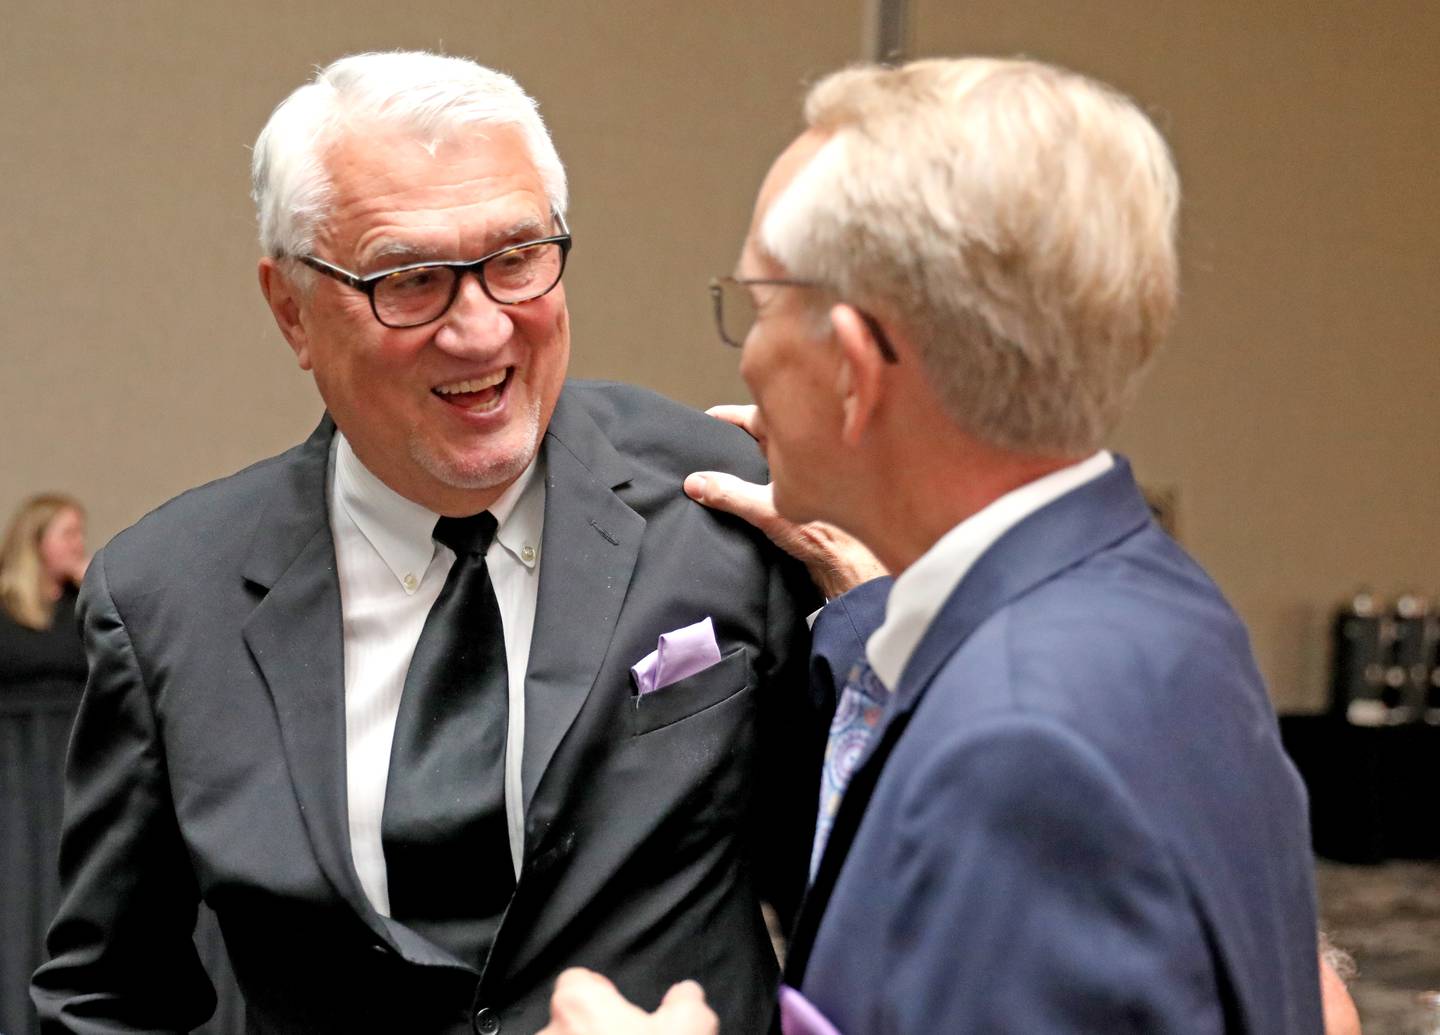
top-left (1315, 859), bottom-right (1440, 1033)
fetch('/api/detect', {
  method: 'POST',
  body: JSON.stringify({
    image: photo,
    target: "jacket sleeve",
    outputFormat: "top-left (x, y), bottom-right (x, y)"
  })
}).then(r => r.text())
top-left (32, 550), bottom-right (217, 1033)
top-left (748, 550), bottom-right (824, 930)
top-left (809, 576), bottom-right (892, 699)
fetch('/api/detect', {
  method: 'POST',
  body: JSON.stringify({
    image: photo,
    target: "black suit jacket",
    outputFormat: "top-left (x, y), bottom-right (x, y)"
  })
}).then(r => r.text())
top-left (34, 381), bottom-right (827, 1034)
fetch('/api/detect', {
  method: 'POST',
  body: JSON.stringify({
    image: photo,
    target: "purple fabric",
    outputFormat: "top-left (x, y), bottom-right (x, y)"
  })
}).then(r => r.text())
top-left (629, 617), bottom-right (722, 695)
top-left (778, 985), bottom-right (842, 1035)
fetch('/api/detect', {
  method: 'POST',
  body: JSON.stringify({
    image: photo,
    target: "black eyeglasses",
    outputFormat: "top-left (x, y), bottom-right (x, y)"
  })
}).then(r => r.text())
top-left (299, 214), bottom-right (572, 329)
top-left (708, 276), bottom-right (898, 363)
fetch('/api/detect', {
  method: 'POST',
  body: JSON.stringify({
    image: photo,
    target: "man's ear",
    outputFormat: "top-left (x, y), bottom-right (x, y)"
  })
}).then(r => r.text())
top-left (830, 304), bottom-right (887, 448)
top-left (258, 257), bottom-right (313, 371)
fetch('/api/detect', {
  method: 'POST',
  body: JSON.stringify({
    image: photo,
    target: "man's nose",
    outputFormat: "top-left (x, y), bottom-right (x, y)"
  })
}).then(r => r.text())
top-left (434, 271), bottom-right (513, 352)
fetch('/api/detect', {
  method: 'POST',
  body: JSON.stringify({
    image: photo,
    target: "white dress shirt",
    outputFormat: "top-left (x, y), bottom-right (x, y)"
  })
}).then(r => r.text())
top-left (328, 432), bottom-right (544, 915)
top-left (866, 451), bottom-right (1115, 692)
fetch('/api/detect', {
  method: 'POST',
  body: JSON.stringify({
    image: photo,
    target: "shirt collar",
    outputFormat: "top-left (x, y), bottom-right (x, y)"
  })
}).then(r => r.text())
top-left (333, 432), bottom-right (544, 593)
top-left (866, 450), bottom-right (1114, 691)
top-left (490, 456), bottom-right (544, 571)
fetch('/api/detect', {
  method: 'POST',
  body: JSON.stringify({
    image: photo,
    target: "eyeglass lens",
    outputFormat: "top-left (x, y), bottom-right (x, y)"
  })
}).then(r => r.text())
top-left (375, 241), bottom-right (566, 327)
top-left (716, 279), bottom-right (760, 348)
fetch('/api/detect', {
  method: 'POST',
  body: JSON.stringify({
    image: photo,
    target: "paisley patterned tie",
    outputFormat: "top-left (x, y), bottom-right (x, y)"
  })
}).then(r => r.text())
top-left (810, 660), bottom-right (889, 881)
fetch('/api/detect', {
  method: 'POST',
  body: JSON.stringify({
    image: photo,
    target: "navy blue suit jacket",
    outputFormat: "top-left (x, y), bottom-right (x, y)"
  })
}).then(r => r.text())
top-left (792, 458), bottom-right (1321, 1033)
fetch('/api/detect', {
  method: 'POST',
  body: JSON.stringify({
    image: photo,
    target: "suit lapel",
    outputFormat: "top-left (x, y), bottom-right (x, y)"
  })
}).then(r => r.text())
top-left (520, 387), bottom-right (644, 811)
top-left (787, 458), bottom-right (1155, 983)
top-left (239, 417), bottom-right (394, 944)
top-left (891, 458), bottom-right (1153, 719)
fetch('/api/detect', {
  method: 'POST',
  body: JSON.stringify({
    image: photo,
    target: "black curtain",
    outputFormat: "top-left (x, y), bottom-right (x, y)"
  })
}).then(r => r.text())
top-left (0, 687), bottom-right (245, 1034)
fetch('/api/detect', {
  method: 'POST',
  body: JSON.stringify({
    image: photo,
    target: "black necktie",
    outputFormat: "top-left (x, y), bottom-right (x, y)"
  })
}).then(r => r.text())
top-left (381, 511), bottom-right (515, 966)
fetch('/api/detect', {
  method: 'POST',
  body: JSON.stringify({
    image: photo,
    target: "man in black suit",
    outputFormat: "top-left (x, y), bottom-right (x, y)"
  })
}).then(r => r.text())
top-left (32, 51), bottom-right (837, 1035)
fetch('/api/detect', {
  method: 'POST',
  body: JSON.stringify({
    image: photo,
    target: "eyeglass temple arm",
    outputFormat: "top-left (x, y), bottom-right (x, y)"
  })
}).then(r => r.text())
top-left (858, 312), bottom-right (900, 364)
top-left (298, 255), bottom-right (365, 291)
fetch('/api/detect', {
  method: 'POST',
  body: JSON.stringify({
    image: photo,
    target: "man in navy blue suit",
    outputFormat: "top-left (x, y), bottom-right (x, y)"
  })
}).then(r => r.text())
top-left (540, 56), bottom-right (1329, 1034)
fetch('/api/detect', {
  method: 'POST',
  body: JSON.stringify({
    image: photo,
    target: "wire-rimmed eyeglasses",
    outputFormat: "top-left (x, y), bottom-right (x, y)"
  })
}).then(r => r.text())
top-left (708, 276), bottom-right (898, 363)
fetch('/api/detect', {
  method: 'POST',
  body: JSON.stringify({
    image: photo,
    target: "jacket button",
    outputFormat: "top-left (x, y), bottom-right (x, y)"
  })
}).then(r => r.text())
top-left (473, 1006), bottom-right (500, 1035)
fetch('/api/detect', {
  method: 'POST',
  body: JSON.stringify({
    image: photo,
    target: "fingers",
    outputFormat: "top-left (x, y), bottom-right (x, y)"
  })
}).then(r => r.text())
top-left (544, 968), bottom-right (634, 1034)
top-left (683, 472), bottom-right (781, 534)
top-left (659, 980), bottom-right (706, 1009)
top-left (703, 404), bottom-right (763, 444)
top-left (655, 981), bottom-right (719, 1035)
top-left (702, 403), bottom-right (756, 428)
top-left (555, 967), bottom-right (617, 998)
top-left (685, 472), bottom-right (886, 598)
top-left (543, 970), bottom-right (715, 1035)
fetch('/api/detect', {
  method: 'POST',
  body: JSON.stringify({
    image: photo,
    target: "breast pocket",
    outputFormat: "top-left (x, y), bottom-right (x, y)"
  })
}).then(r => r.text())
top-left (629, 645), bottom-right (753, 736)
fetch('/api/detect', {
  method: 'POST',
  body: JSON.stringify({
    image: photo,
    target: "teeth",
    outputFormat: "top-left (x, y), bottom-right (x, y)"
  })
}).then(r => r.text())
top-left (435, 370), bottom-right (506, 395)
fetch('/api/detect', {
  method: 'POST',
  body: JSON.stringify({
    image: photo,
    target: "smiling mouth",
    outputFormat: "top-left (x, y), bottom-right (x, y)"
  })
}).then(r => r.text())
top-left (433, 368), bottom-right (511, 413)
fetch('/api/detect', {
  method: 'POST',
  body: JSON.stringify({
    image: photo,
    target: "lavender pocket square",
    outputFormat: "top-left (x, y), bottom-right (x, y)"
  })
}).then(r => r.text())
top-left (630, 617), bottom-right (722, 695)
top-left (779, 986), bottom-right (842, 1035)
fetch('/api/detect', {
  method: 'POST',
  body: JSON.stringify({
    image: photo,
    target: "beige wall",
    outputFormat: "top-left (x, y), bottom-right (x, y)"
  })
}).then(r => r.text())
top-left (4, 2), bottom-right (1436, 710)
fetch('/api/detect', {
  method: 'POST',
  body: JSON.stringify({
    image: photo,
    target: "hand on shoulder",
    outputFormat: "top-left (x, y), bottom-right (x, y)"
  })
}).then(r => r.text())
top-left (685, 405), bottom-right (887, 599)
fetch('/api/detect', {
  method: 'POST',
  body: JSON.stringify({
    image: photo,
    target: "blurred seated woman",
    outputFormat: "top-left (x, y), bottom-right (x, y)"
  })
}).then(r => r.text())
top-left (0, 493), bottom-right (89, 695)
top-left (0, 494), bottom-right (91, 1035)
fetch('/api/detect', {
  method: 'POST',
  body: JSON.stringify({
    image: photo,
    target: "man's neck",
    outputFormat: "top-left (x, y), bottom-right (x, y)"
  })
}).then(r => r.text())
top-left (844, 431), bottom-right (1082, 575)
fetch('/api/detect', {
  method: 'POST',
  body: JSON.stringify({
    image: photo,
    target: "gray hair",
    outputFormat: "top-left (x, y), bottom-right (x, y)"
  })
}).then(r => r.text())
top-left (251, 51), bottom-right (568, 259)
top-left (761, 58), bottom-right (1180, 455)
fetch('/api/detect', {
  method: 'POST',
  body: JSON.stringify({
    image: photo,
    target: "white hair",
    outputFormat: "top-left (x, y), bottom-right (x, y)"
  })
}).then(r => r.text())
top-left (251, 51), bottom-right (568, 259)
top-left (761, 58), bottom-right (1180, 455)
